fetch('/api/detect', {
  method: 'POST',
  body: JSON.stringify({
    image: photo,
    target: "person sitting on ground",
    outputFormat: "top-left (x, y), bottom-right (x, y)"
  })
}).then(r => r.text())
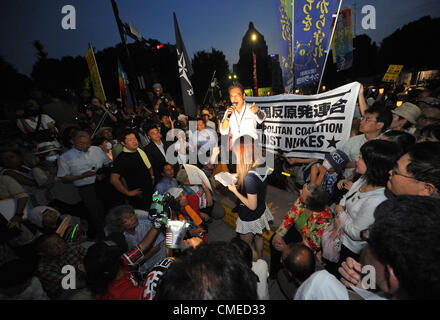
top-left (279, 243), bottom-right (317, 300)
top-left (328, 140), bottom-right (402, 274)
top-left (338, 195), bottom-right (440, 299)
top-left (167, 187), bottom-right (208, 241)
top-left (26, 206), bottom-right (88, 243)
top-left (84, 226), bottom-right (163, 300)
top-left (381, 130), bottom-right (416, 153)
top-left (0, 257), bottom-right (49, 300)
top-left (154, 163), bottom-right (178, 194)
top-left (154, 241), bottom-right (258, 300)
top-left (104, 205), bottom-right (166, 276)
top-left (387, 141), bottom-right (440, 198)
top-left (230, 237), bottom-right (269, 300)
top-left (176, 168), bottom-right (213, 221)
top-left (307, 149), bottom-right (349, 195)
top-left (271, 183), bottom-right (332, 278)
top-left (34, 233), bottom-right (87, 299)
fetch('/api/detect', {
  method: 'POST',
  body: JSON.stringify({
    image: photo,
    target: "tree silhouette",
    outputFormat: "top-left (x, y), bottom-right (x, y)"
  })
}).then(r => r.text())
top-left (191, 48), bottom-right (230, 105)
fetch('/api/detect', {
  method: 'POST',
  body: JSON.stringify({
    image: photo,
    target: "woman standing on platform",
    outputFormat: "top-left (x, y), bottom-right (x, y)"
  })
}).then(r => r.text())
top-left (227, 135), bottom-right (273, 260)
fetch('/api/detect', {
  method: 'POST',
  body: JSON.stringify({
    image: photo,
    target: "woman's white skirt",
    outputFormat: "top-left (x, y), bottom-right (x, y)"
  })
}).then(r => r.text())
top-left (235, 206), bottom-right (274, 235)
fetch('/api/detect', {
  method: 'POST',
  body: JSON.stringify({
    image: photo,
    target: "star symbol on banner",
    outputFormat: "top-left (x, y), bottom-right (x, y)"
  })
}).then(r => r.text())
top-left (326, 136), bottom-right (340, 149)
top-left (177, 49), bottom-right (192, 87)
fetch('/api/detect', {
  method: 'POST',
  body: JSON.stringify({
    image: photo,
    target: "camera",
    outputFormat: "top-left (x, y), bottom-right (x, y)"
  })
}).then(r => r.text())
top-left (149, 191), bottom-right (180, 221)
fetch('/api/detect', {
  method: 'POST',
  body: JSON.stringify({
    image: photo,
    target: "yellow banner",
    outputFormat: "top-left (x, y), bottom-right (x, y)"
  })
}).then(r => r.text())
top-left (382, 64), bottom-right (404, 83)
top-left (85, 44), bottom-right (106, 103)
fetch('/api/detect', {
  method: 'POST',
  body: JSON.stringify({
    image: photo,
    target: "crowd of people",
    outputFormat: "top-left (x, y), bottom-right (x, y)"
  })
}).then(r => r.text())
top-left (1, 78), bottom-right (440, 301)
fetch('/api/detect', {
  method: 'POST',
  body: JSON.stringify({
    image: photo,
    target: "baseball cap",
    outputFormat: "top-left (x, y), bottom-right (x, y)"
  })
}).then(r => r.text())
top-left (152, 83), bottom-right (162, 90)
top-left (324, 149), bottom-right (349, 173)
top-left (391, 102), bottom-right (422, 124)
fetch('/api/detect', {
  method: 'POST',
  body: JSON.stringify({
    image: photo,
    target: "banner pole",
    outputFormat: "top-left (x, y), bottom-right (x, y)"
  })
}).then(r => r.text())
top-left (316, 0), bottom-right (342, 94)
top-left (291, 0), bottom-right (295, 92)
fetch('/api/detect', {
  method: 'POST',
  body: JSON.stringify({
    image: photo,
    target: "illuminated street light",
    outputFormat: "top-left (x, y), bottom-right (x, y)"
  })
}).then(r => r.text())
top-left (251, 33), bottom-right (258, 96)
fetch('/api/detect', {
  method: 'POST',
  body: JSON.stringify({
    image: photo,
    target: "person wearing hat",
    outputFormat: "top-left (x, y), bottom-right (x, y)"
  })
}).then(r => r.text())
top-left (152, 83), bottom-right (175, 115)
top-left (308, 149), bottom-right (350, 196)
top-left (389, 102), bottom-right (421, 134)
top-left (33, 141), bottom-right (62, 166)
top-left (167, 187), bottom-right (208, 241)
top-left (201, 109), bottom-right (216, 131)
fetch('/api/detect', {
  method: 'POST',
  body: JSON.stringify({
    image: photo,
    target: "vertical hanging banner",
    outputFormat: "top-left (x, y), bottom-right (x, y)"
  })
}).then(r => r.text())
top-left (331, 7), bottom-right (354, 71)
top-left (85, 43), bottom-right (106, 104)
top-left (293, 0), bottom-right (340, 87)
top-left (246, 82), bottom-right (360, 159)
top-left (173, 12), bottom-right (197, 117)
top-left (118, 59), bottom-right (134, 112)
top-left (277, 0), bottom-right (294, 92)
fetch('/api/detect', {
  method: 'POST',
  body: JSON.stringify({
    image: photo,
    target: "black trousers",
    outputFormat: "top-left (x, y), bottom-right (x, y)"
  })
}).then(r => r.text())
top-left (323, 244), bottom-right (361, 278)
top-left (77, 183), bottom-right (105, 239)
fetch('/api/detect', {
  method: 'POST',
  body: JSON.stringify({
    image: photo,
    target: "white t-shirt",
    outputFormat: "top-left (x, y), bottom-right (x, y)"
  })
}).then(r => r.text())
top-left (294, 270), bottom-right (349, 300)
top-left (17, 114), bottom-right (55, 133)
top-left (252, 259), bottom-right (270, 300)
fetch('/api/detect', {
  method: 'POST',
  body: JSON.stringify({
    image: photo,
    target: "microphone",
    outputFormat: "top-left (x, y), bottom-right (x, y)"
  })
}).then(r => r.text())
top-left (227, 103), bottom-right (237, 119)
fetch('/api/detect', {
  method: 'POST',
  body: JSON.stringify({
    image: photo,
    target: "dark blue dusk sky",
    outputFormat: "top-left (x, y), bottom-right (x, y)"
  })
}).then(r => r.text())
top-left (1, 0), bottom-right (439, 76)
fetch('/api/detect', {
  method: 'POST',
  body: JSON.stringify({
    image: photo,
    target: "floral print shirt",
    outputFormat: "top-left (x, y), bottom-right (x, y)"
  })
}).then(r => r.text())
top-left (276, 198), bottom-right (332, 264)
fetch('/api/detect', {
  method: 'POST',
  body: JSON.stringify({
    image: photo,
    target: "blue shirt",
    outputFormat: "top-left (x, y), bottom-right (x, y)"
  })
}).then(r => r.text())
top-left (57, 146), bottom-right (111, 187)
top-left (154, 177), bottom-right (178, 194)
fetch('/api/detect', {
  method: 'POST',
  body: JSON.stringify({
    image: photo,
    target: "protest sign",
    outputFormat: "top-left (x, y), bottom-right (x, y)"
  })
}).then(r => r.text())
top-left (246, 82), bottom-right (360, 159)
top-left (382, 64), bottom-right (404, 83)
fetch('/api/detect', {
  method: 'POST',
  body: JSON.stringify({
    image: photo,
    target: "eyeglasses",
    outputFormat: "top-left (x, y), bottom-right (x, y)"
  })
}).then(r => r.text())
top-left (390, 168), bottom-right (418, 180)
top-left (360, 117), bottom-right (377, 123)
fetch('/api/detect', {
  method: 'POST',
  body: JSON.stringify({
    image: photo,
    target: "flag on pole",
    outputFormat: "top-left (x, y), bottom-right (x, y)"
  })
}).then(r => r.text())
top-left (85, 43), bottom-right (106, 104)
top-left (173, 12), bottom-right (197, 117)
top-left (293, 0), bottom-right (340, 87)
top-left (277, 0), bottom-right (294, 92)
top-left (118, 59), bottom-right (134, 112)
top-left (331, 7), bottom-right (354, 71)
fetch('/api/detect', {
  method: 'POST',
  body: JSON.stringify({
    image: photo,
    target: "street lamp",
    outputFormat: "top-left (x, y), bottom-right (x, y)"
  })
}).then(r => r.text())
top-left (251, 33), bottom-right (258, 96)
